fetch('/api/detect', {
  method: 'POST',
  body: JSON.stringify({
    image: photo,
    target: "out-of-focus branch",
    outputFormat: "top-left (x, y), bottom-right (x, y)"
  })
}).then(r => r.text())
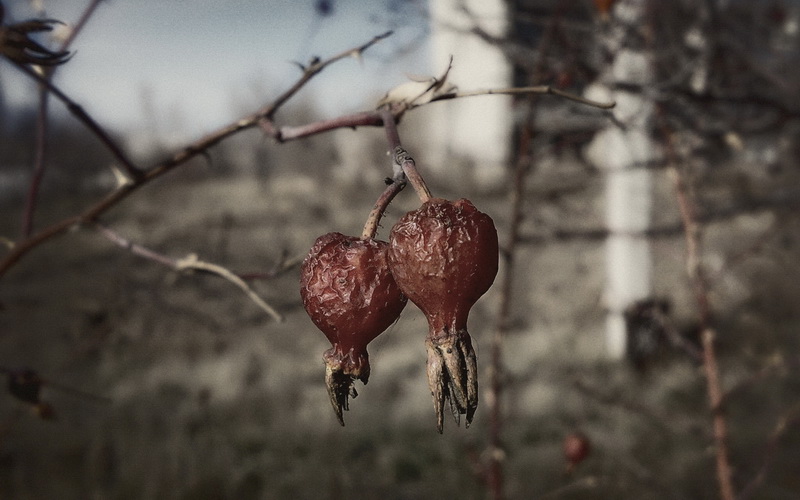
top-left (23, 0), bottom-right (110, 238)
top-left (658, 105), bottom-right (736, 500)
top-left (95, 224), bottom-right (283, 322)
top-left (12, 61), bottom-right (143, 181)
top-left (429, 85), bottom-right (615, 109)
top-left (738, 403), bottom-right (800, 500)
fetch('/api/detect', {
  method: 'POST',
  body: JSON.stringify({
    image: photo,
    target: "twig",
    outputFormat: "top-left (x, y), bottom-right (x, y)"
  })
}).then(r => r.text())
top-left (22, 82), bottom-right (50, 237)
top-left (573, 379), bottom-right (673, 435)
top-left (738, 402), bottom-right (800, 500)
top-left (658, 105), bottom-right (736, 500)
top-left (236, 253), bottom-right (305, 281)
top-left (392, 147), bottom-right (431, 204)
top-left (430, 85), bottom-right (615, 109)
top-left (21, 0), bottom-right (107, 237)
top-left (175, 254), bottom-right (284, 323)
top-left (361, 178), bottom-right (406, 240)
top-left (268, 110), bottom-right (384, 142)
top-left (380, 104), bottom-right (432, 202)
top-left (12, 61), bottom-right (143, 181)
top-left (95, 223), bottom-right (283, 322)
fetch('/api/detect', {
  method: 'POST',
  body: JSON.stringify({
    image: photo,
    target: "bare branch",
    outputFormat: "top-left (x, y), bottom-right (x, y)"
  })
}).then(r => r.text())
top-left (0, 32), bottom-right (394, 278)
top-left (11, 61), bottom-right (143, 181)
top-left (738, 403), bottom-right (800, 500)
top-left (175, 254), bottom-right (284, 323)
top-left (95, 224), bottom-right (284, 322)
top-left (430, 85), bottom-right (616, 109)
top-left (24, 0), bottom-right (110, 237)
top-left (658, 105), bottom-right (736, 500)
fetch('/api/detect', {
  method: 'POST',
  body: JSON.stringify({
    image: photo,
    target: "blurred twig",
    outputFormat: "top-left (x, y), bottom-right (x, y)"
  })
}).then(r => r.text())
top-left (23, 0), bottom-right (105, 237)
top-left (738, 402), bottom-right (800, 500)
top-left (481, 5), bottom-right (566, 499)
top-left (657, 105), bottom-right (736, 500)
top-left (12, 61), bottom-right (143, 181)
top-left (429, 85), bottom-right (614, 109)
top-left (94, 223), bottom-right (284, 322)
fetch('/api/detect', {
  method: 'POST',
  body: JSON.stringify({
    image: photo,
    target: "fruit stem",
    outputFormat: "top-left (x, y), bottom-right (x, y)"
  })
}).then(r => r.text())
top-left (393, 147), bottom-right (432, 203)
top-left (380, 108), bottom-right (433, 203)
top-left (361, 177), bottom-right (406, 240)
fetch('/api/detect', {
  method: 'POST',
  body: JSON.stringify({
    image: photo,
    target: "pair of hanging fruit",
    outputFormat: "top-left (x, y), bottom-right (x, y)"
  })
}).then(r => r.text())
top-left (300, 197), bottom-right (498, 432)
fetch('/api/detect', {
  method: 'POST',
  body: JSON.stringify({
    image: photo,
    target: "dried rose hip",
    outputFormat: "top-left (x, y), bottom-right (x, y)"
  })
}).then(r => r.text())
top-left (388, 198), bottom-right (498, 432)
top-left (300, 232), bottom-right (407, 425)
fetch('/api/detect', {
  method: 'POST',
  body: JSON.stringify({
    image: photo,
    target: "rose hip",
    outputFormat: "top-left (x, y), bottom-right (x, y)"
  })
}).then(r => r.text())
top-left (300, 232), bottom-right (407, 425)
top-left (388, 198), bottom-right (498, 431)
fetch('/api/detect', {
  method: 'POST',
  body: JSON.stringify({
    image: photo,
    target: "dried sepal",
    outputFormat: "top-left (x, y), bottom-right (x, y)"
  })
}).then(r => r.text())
top-left (0, 12), bottom-right (71, 66)
top-left (426, 329), bottom-right (478, 432)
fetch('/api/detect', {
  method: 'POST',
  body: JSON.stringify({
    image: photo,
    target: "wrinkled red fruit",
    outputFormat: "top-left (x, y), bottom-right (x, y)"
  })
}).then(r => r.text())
top-left (388, 198), bottom-right (498, 432)
top-left (300, 232), bottom-right (407, 425)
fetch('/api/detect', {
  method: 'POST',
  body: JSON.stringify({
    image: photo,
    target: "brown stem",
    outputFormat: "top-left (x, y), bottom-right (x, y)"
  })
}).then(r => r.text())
top-left (357, 108), bottom-right (425, 239)
top-left (95, 223), bottom-right (283, 322)
top-left (377, 107), bottom-right (432, 202)
top-left (380, 108), bottom-right (402, 152)
top-left (393, 147), bottom-right (431, 203)
top-left (270, 111), bottom-right (385, 141)
top-left (22, 86), bottom-right (49, 237)
top-left (361, 179), bottom-right (406, 240)
top-left (659, 108), bottom-right (735, 500)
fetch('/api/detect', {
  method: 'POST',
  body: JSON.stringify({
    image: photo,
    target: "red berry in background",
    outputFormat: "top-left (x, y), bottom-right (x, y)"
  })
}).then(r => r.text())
top-left (388, 198), bottom-right (498, 432)
top-left (563, 431), bottom-right (591, 473)
top-left (300, 232), bottom-right (407, 425)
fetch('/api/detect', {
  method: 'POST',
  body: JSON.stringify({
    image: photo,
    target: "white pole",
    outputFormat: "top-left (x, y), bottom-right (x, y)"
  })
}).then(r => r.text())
top-left (585, 1), bottom-right (658, 358)
top-left (428, 0), bottom-right (512, 188)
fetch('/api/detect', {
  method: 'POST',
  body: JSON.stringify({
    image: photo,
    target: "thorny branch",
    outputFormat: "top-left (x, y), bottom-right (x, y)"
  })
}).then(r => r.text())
top-left (658, 107), bottom-right (736, 500)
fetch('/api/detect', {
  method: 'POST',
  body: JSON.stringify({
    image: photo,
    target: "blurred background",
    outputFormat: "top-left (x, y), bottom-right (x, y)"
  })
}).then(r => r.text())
top-left (2, 0), bottom-right (800, 498)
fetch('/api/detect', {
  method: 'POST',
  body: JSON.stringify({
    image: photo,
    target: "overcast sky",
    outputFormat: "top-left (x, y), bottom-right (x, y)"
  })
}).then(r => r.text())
top-left (1, 0), bottom-right (429, 140)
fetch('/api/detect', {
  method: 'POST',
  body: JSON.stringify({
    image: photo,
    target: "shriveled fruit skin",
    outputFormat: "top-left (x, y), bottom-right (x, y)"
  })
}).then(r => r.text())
top-left (388, 198), bottom-right (498, 432)
top-left (300, 232), bottom-right (407, 425)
